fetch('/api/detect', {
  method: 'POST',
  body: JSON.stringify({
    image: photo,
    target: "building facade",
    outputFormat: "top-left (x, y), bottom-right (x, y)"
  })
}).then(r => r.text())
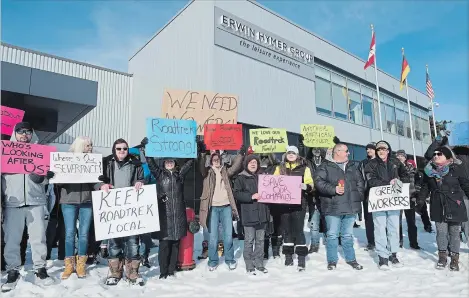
top-left (128, 0), bottom-right (432, 161)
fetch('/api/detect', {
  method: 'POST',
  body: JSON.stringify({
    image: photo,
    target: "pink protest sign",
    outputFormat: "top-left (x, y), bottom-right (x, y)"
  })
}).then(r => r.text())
top-left (1, 140), bottom-right (56, 175)
top-left (1, 106), bottom-right (25, 136)
top-left (257, 174), bottom-right (302, 205)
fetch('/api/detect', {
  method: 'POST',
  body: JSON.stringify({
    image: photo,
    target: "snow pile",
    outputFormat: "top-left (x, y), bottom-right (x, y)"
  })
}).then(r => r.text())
top-left (2, 215), bottom-right (468, 297)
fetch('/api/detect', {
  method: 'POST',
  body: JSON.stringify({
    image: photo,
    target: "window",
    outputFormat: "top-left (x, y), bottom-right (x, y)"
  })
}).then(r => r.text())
top-left (332, 83), bottom-right (348, 120)
top-left (315, 78), bottom-right (332, 115)
top-left (362, 94), bottom-right (374, 128)
top-left (404, 111), bottom-right (411, 138)
top-left (385, 104), bottom-right (396, 134)
top-left (421, 117), bottom-right (431, 143)
top-left (348, 89), bottom-right (362, 125)
top-left (315, 66), bottom-right (331, 80)
top-left (395, 108), bottom-right (405, 136)
top-left (413, 114), bottom-right (422, 141)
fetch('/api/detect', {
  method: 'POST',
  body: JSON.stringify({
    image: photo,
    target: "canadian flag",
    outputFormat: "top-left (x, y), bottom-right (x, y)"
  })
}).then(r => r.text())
top-left (364, 32), bottom-right (375, 70)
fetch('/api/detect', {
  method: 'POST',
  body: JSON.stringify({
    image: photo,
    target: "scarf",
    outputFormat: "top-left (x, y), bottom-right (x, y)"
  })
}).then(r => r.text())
top-left (424, 160), bottom-right (451, 181)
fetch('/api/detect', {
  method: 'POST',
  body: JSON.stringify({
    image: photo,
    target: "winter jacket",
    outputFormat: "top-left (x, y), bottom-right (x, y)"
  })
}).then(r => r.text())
top-left (314, 160), bottom-right (365, 216)
top-left (364, 141), bottom-right (410, 188)
top-left (233, 155), bottom-right (270, 227)
top-left (1, 124), bottom-right (50, 208)
top-left (147, 158), bottom-right (194, 241)
top-left (58, 183), bottom-right (96, 205)
top-left (198, 153), bottom-right (243, 232)
top-left (418, 162), bottom-right (469, 223)
top-left (273, 156), bottom-right (314, 212)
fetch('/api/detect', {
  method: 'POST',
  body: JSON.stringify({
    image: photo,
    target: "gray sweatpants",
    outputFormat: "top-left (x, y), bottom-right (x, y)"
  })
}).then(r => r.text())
top-left (243, 224), bottom-right (265, 271)
top-left (435, 222), bottom-right (461, 254)
top-left (3, 206), bottom-right (48, 271)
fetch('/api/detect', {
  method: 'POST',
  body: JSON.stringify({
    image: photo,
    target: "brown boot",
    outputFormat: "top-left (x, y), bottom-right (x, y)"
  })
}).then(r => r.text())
top-left (76, 255), bottom-right (88, 278)
top-left (125, 259), bottom-right (142, 284)
top-left (449, 252), bottom-right (459, 271)
top-left (61, 257), bottom-right (75, 280)
top-left (436, 250), bottom-right (447, 269)
top-left (105, 258), bottom-right (123, 285)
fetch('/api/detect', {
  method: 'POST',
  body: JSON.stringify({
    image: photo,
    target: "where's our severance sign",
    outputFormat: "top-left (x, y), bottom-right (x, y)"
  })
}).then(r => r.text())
top-left (49, 152), bottom-right (103, 184)
top-left (161, 89), bottom-right (238, 135)
top-left (203, 124), bottom-right (243, 151)
top-left (257, 174), bottom-right (302, 205)
top-left (249, 128), bottom-right (287, 153)
top-left (368, 183), bottom-right (410, 212)
top-left (145, 118), bottom-right (197, 158)
top-left (1, 140), bottom-right (56, 175)
top-left (300, 124), bottom-right (335, 148)
top-left (92, 184), bottom-right (160, 241)
top-left (1, 106), bottom-right (25, 136)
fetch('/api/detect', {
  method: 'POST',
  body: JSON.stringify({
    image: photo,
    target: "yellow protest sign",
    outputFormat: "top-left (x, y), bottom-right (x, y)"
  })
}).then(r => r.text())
top-left (301, 124), bottom-right (335, 148)
top-left (249, 129), bottom-right (288, 153)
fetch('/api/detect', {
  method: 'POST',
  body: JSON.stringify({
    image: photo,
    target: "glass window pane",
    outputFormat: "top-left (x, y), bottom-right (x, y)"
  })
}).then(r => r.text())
top-left (421, 117), bottom-right (431, 143)
top-left (347, 79), bottom-right (360, 93)
top-left (380, 104), bottom-right (387, 130)
top-left (348, 89), bottom-right (362, 125)
top-left (331, 73), bottom-right (346, 86)
top-left (332, 83), bottom-right (348, 120)
top-left (385, 104), bottom-right (396, 134)
top-left (315, 66), bottom-right (330, 80)
top-left (395, 100), bottom-right (405, 111)
top-left (362, 86), bottom-right (373, 98)
top-left (413, 115), bottom-right (422, 141)
top-left (404, 111), bottom-right (411, 138)
top-left (395, 109), bottom-right (405, 136)
top-left (315, 78), bottom-right (332, 115)
top-left (362, 95), bottom-right (374, 128)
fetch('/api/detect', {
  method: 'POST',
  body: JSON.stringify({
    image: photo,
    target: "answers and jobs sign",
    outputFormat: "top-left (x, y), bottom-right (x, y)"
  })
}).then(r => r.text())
top-left (214, 7), bottom-right (315, 81)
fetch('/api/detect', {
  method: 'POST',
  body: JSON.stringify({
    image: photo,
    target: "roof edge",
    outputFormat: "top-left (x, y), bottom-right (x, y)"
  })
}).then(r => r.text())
top-left (129, 0), bottom-right (195, 61)
top-left (1, 42), bottom-right (133, 77)
top-left (246, 0), bottom-right (427, 98)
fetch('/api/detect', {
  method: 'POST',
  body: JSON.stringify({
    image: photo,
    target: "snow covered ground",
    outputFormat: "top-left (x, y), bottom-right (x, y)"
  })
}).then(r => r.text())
top-left (2, 215), bottom-right (468, 297)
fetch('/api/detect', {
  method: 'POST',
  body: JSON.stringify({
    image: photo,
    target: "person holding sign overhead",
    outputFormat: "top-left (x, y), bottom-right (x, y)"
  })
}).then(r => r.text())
top-left (273, 145), bottom-right (313, 272)
top-left (314, 143), bottom-right (365, 271)
top-left (365, 140), bottom-right (410, 270)
top-left (145, 154), bottom-right (194, 279)
top-left (97, 138), bottom-right (145, 286)
top-left (1, 122), bottom-right (56, 292)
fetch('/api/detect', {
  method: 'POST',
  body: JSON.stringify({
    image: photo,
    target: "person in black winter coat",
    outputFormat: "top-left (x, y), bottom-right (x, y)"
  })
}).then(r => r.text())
top-left (146, 157), bottom-right (194, 279)
top-left (314, 143), bottom-right (365, 271)
top-left (365, 140), bottom-right (410, 270)
top-left (233, 154), bottom-right (270, 274)
top-left (417, 146), bottom-right (469, 271)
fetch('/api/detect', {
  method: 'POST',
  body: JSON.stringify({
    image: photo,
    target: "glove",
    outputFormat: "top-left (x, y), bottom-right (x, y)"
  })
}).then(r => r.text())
top-left (46, 171), bottom-right (55, 179)
top-left (98, 175), bottom-right (110, 184)
top-left (141, 137), bottom-right (149, 146)
top-left (238, 145), bottom-right (246, 155)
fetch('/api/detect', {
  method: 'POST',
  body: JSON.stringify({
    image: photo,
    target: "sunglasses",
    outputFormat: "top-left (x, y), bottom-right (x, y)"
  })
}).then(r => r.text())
top-left (433, 152), bottom-right (443, 157)
top-left (115, 147), bottom-right (128, 151)
top-left (16, 129), bottom-right (32, 135)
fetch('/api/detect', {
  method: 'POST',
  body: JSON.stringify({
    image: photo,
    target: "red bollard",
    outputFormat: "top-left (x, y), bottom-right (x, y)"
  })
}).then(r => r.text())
top-left (177, 208), bottom-right (198, 271)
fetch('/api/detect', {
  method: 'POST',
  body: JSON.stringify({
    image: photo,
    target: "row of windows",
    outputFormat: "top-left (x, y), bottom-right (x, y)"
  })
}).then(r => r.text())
top-left (315, 65), bottom-right (431, 143)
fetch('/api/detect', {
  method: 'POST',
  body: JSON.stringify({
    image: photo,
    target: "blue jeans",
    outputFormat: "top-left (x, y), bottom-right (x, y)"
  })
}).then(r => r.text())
top-left (139, 233), bottom-right (153, 258)
top-left (61, 203), bottom-right (93, 257)
top-left (373, 210), bottom-right (400, 258)
top-left (208, 206), bottom-right (235, 267)
top-left (108, 236), bottom-right (140, 260)
top-left (325, 214), bottom-right (356, 263)
top-left (310, 207), bottom-right (321, 246)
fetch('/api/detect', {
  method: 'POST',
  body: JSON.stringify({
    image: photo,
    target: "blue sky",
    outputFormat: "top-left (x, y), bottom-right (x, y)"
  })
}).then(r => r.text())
top-left (2, 0), bottom-right (468, 123)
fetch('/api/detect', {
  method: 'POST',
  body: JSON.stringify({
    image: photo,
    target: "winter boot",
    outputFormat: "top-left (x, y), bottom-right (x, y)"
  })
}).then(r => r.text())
top-left (346, 260), bottom-right (363, 270)
top-left (141, 256), bottom-right (151, 268)
top-left (76, 256), bottom-right (88, 278)
top-left (327, 262), bottom-right (337, 270)
top-left (264, 238), bottom-right (270, 260)
top-left (61, 257), bottom-right (75, 280)
top-left (436, 250), bottom-right (448, 269)
top-left (365, 243), bottom-right (375, 251)
top-left (125, 259), bottom-right (144, 285)
top-left (308, 244), bottom-right (319, 254)
top-left (389, 253), bottom-right (403, 268)
top-left (449, 252), bottom-right (459, 271)
top-left (198, 240), bottom-right (208, 260)
top-left (105, 258), bottom-right (123, 286)
top-left (297, 256), bottom-right (306, 271)
top-left (295, 246), bottom-right (308, 271)
top-left (284, 254), bottom-right (294, 266)
top-left (283, 245), bottom-right (294, 266)
top-left (271, 236), bottom-right (282, 258)
top-left (86, 254), bottom-right (96, 265)
top-left (217, 241), bottom-right (224, 257)
top-left (1, 270), bottom-right (20, 293)
top-left (378, 256), bottom-right (390, 271)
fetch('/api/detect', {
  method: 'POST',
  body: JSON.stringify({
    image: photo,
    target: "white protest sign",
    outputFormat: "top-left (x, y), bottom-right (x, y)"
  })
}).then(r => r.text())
top-left (92, 184), bottom-right (160, 241)
top-left (368, 183), bottom-right (411, 212)
top-left (49, 152), bottom-right (103, 183)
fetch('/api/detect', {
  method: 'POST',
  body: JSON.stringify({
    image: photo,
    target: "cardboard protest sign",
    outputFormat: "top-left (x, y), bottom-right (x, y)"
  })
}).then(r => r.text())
top-left (92, 184), bottom-right (160, 241)
top-left (300, 124), bottom-right (335, 148)
top-left (368, 183), bottom-right (411, 212)
top-left (203, 124), bottom-right (243, 150)
top-left (1, 140), bottom-right (56, 175)
top-left (161, 89), bottom-right (238, 135)
top-left (1, 106), bottom-right (25, 136)
top-left (49, 152), bottom-right (103, 184)
top-left (257, 174), bottom-right (302, 204)
top-left (145, 118), bottom-right (197, 158)
top-left (249, 129), bottom-right (287, 153)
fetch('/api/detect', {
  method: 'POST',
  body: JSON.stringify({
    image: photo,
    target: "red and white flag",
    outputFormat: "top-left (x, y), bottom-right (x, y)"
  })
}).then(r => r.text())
top-left (364, 32), bottom-right (376, 70)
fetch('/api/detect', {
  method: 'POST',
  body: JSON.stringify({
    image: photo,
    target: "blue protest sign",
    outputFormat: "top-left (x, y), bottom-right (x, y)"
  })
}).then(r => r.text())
top-left (145, 118), bottom-right (197, 158)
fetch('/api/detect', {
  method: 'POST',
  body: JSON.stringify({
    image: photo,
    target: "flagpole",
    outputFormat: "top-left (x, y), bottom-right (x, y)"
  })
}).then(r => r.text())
top-left (371, 24), bottom-right (384, 140)
top-left (403, 48), bottom-right (417, 165)
top-left (427, 64), bottom-right (438, 138)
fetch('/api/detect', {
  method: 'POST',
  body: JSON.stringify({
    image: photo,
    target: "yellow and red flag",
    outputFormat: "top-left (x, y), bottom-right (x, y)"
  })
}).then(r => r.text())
top-left (400, 55), bottom-right (410, 90)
